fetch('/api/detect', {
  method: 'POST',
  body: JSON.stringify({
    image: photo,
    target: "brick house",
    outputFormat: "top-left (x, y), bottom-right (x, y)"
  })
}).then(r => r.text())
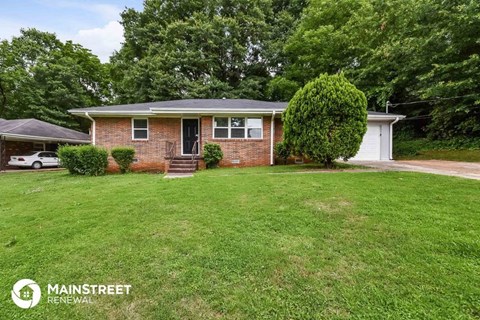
top-left (68, 99), bottom-right (404, 173)
top-left (0, 118), bottom-right (90, 170)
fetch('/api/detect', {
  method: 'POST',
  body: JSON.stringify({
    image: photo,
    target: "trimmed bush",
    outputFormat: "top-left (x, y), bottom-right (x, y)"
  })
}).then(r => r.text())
top-left (57, 145), bottom-right (81, 174)
top-left (275, 142), bottom-right (291, 164)
top-left (283, 73), bottom-right (368, 168)
top-left (111, 147), bottom-right (136, 173)
top-left (203, 143), bottom-right (223, 168)
top-left (58, 145), bottom-right (108, 176)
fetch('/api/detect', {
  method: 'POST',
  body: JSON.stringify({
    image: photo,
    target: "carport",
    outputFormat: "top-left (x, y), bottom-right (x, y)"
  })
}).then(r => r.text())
top-left (0, 118), bottom-right (90, 170)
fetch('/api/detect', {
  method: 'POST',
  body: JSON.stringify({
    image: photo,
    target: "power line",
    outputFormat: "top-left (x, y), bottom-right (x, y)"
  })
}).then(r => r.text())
top-left (389, 93), bottom-right (480, 108)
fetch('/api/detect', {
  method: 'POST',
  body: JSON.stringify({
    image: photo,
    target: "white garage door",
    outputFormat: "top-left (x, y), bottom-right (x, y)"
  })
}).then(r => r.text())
top-left (351, 123), bottom-right (381, 160)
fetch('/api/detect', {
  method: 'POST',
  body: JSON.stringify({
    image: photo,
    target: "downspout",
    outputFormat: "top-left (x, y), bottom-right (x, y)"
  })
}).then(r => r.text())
top-left (85, 112), bottom-right (96, 145)
top-left (270, 111), bottom-right (276, 165)
top-left (389, 117), bottom-right (400, 160)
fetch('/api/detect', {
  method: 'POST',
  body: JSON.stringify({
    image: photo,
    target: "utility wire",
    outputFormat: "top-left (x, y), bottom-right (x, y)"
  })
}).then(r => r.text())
top-left (389, 93), bottom-right (480, 108)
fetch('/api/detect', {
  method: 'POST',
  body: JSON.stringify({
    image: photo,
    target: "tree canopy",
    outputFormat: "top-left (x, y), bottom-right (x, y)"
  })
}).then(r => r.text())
top-left (0, 29), bottom-right (111, 130)
top-left (284, 0), bottom-right (480, 139)
top-left (110, 0), bottom-right (306, 103)
top-left (1, 0), bottom-right (479, 140)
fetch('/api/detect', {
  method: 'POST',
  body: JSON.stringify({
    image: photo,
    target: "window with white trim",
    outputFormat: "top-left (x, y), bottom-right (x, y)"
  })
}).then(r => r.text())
top-left (213, 117), bottom-right (262, 139)
top-left (132, 119), bottom-right (148, 140)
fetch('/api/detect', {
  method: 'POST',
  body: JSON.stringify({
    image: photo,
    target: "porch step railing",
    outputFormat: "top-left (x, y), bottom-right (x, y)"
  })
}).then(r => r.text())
top-left (191, 140), bottom-right (198, 164)
top-left (165, 141), bottom-right (176, 165)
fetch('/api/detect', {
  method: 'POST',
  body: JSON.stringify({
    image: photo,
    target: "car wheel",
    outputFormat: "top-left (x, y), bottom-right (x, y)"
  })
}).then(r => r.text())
top-left (32, 161), bottom-right (42, 170)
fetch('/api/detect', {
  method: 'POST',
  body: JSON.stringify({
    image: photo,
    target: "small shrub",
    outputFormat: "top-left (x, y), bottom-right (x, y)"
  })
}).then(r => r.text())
top-left (57, 145), bottom-right (81, 174)
top-left (275, 142), bottom-right (291, 164)
top-left (58, 145), bottom-right (108, 176)
top-left (111, 147), bottom-right (136, 173)
top-left (78, 146), bottom-right (108, 176)
top-left (203, 143), bottom-right (223, 168)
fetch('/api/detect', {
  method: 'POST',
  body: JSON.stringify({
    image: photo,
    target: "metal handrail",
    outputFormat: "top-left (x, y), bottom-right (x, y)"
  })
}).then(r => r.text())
top-left (166, 141), bottom-right (176, 165)
top-left (191, 140), bottom-right (198, 164)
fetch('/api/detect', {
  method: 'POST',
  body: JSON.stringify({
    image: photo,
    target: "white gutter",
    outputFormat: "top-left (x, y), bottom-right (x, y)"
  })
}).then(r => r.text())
top-left (85, 112), bottom-right (96, 145)
top-left (389, 117), bottom-right (401, 160)
top-left (71, 110), bottom-right (402, 120)
top-left (150, 108), bottom-right (286, 113)
top-left (0, 133), bottom-right (89, 144)
top-left (367, 115), bottom-right (403, 121)
top-left (270, 111), bottom-right (276, 165)
top-left (70, 111), bottom-right (153, 116)
top-left (70, 109), bottom-right (286, 116)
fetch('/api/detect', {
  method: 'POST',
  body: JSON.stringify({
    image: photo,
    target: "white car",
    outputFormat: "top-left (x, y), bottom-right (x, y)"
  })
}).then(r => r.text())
top-left (8, 151), bottom-right (59, 169)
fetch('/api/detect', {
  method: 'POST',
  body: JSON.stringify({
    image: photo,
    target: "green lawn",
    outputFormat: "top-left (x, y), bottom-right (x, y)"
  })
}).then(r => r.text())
top-left (396, 149), bottom-right (480, 162)
top-left (393, 138), bottom-right (480, 162)
top-left (1, 168), bottom-right (479, 319)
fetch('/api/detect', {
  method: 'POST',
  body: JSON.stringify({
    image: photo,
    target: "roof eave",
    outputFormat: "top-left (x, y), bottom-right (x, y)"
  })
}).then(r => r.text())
top-left (367, 115), bottom-right (406, 120)
top-left (0, 133), bottom-right (90, 144)
top-left (69, 109), bottom-right (285, 116)
top-left (69, 109), bottom-right (405, 120)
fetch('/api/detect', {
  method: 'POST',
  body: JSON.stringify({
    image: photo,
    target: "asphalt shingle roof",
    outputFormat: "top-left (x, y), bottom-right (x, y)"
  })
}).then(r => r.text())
top-left (70, 99), bottom-right (287, 112)
top-left (69, 99), bottom-right (404, 117)
top-left (0, 118), bottom-right (90, 142)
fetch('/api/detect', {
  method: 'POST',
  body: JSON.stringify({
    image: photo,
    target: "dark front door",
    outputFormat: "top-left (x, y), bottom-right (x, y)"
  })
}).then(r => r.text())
top-left (182, 119), bottom-right (199, 155)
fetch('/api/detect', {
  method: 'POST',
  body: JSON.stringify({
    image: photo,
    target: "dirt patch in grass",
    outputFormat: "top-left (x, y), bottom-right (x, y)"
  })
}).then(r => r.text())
top-left (177, 296), bottom-right (224, 320)
top-left (304, 197), bottom-right (353, 214)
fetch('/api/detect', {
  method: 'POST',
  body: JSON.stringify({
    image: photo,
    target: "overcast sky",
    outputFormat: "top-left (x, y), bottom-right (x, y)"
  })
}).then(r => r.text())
top-left (0, 0), bottom-right (143, 62)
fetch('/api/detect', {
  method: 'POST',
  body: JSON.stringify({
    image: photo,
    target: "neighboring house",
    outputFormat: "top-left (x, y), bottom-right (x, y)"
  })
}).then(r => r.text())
top-left (0, 118), bottom-right (90, 170)
top-left (68, 99), bottom-right (405, 172)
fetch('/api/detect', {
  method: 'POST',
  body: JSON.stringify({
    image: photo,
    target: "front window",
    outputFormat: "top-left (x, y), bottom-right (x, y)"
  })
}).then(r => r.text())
top-left (132, 119), bottom-right (148, 140)
top-left (213, 117), bottom-right (262, 139)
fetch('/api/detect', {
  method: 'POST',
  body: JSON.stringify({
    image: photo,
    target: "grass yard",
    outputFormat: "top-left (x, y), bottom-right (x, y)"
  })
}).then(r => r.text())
top-left (393, 138), bottom-right (480, 162)
top-left (0, 167), bottom-right (479, 319)
top-left (396, 149), bottom-right (480, 162)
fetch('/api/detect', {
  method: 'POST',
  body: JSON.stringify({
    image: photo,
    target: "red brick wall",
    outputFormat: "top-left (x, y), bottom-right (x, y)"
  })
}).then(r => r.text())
top-left (200, 116), bottom-right (273, 168)
top-left (94, 116), bottom-right (284, 171)
top-left (94, 117), bottom-right (181, 172)
top-left (274, 118), bottom-right (283, 144)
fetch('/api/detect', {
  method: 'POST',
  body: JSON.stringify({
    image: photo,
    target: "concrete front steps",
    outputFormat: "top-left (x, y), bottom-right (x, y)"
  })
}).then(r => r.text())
top-left (166, 157), bottom-right (198, 176)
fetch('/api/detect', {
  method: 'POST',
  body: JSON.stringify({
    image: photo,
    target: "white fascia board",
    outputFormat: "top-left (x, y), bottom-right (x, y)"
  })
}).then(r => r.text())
top-left (69, 111), bottom-right (153, 117)
top-left (71, 109), bottom-right (403, 120)
top-left (1, 133), bottom-right (90, 144)
top-left (367, 115), bottom-right (406, 121)
top-left (150, 108), bottom-right (285, 114)
top-left (70, 109), bottom-right (285, 117)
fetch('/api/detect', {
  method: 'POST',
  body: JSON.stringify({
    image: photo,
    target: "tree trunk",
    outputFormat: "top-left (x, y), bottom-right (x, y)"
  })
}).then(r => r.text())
top-left (324, 157), bottom-right (334, 169)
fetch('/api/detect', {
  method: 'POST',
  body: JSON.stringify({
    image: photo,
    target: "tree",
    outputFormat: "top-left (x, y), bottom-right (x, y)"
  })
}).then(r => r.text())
top-left (283, 73), bottom-right (367, 167)
top-left (111, 0), bottom-right (307, 103)
top-left (266, 76), bottom-right (300, 101)
top-left (0, 29), bottom-right (111, 130)
top-left (284, 0), bottom-right (480, 139)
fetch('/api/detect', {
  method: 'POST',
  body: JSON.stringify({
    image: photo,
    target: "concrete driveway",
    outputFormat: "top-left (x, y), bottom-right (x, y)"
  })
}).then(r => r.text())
top-left (349, 160), bottom-right (480, 180)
